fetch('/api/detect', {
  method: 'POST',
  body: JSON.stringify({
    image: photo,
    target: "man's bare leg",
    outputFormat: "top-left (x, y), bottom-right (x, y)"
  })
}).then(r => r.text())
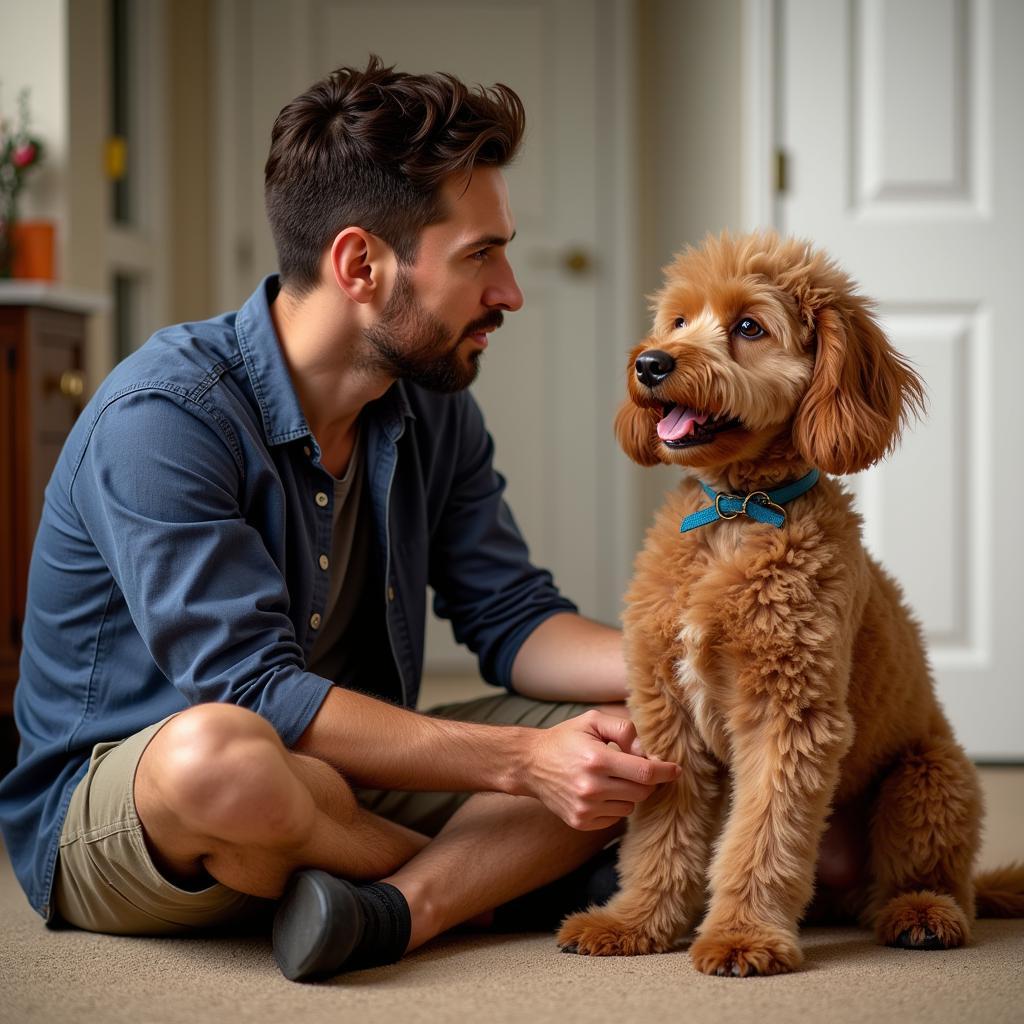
top-left (384, 791), bottom-right (618, 950)
top-left (135, 704), bottom-right (616, 941)
top-left (134, 704), bottom-right (430, 896)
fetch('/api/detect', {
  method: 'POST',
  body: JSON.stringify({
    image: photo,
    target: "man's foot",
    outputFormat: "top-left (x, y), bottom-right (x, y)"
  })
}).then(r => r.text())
top-left (272, 870), bottom-right (411, 981)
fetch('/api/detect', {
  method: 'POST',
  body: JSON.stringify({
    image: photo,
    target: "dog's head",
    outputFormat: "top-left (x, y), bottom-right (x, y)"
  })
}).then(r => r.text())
top-left (615, 231), bottom-right (925, 477)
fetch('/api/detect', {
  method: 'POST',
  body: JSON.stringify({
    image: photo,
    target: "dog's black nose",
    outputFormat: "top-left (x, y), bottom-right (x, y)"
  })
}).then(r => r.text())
top-left (635, 350), bottom-right (676, 388)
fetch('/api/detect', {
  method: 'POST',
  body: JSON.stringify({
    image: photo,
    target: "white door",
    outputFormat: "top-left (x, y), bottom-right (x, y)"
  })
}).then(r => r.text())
top-left (774, 0), bottom-right (1023, 758)
top-left (211, 0), bottom-right (636, 672)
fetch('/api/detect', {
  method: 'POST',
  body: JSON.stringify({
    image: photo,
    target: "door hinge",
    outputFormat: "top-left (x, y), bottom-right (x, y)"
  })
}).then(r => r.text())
top-left (775, 149), bottom-right (789, 195)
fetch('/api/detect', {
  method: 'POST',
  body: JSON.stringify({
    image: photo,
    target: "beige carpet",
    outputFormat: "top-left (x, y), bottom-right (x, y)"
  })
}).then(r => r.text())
top-left (5, 677), bottom-right (1023, 1023)
top-left (4, 840), bottom-right (1023, 1024)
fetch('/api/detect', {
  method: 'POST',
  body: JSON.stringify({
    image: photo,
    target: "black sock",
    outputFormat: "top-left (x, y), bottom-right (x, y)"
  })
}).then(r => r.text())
top-left (348, 882), bottom-right (412, 968)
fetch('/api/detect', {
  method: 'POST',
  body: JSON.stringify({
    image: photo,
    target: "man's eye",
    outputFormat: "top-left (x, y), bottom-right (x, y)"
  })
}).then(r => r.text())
top-left (471, 249), bottom-right (490, 261)
top-left (736, 317), bottom-right (765, 339)
top-left (673, 317), bottom-right (686, 330)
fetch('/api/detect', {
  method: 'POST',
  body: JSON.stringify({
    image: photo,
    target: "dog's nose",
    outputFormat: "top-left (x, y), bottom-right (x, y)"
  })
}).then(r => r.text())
top-left (635, 350), bottom-right (676, 388)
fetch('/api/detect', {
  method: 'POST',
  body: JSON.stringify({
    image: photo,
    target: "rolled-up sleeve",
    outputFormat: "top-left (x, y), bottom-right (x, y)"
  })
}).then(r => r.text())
top-left (68, 387), bottom-right (332, 746)
top-left (427, 393), bottom-right (577, 689)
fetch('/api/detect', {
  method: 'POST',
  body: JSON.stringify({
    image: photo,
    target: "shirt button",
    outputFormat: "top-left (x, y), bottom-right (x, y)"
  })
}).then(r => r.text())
top-left (303, 445), bottom-right (312, 457)
top-left (387, 586), bottom-right (396, 602)
top-left (315, 491), bottom-right (329, 507)
top-left (310, 613), bottom-right (322, 630)
top-left (319, 554), bottom-right (329, 571)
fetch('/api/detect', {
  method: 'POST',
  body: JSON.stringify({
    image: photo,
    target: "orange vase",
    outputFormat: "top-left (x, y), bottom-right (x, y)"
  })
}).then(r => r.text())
top-left (11, 220), bottom-right (56, 280)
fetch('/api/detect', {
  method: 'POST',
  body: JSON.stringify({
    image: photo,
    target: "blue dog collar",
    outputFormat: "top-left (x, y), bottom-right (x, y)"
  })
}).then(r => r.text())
top-left (680, 469), bottom-right (821, 533)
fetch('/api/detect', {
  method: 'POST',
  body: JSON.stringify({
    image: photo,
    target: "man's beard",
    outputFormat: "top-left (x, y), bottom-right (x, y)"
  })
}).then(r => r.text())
top-left (362, 268), bottom-right (502, 393)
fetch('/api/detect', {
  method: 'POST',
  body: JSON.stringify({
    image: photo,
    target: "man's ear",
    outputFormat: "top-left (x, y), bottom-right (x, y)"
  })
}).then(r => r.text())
top-left (329, 228), bottom-right (394, 304)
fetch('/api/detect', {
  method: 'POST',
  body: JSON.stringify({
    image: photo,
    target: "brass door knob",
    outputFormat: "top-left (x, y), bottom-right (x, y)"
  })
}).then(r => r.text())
top-left (45, 369), bottom-right (85, 399)
top-left (60, 370), bottom-right (85, 398)
top-left (563, 248), bottom-right (593, 275)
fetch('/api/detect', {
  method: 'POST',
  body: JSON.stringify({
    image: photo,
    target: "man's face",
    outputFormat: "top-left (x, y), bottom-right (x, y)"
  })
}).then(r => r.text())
top-left (363, 166), bottom-right (523, 392)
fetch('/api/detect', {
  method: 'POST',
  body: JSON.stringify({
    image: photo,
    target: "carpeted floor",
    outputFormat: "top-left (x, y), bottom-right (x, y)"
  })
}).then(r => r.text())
top-left (3, 840), bottom-right (1022, 1024)
top-left (4, 677), bottom-right (1022, 1023)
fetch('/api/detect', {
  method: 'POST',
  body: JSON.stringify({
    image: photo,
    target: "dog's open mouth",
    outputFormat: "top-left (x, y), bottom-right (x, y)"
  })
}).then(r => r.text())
top-left (657, 403), bottom-right (742, 448)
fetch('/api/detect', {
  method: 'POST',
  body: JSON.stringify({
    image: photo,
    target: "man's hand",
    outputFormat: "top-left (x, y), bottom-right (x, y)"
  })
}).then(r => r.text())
top-left (519, 710), bottom-right (682, 830)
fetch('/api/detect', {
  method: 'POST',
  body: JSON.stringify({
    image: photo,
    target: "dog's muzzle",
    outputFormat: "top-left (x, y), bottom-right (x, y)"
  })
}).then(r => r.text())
top-left (635, 349), bottom-right (676, 388)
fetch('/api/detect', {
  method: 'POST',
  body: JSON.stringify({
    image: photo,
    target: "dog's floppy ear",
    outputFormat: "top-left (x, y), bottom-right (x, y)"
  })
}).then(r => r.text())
top-left (792, 300), bottom-right (925, 475)
top-left (615, 399), bottom-right (662, 467)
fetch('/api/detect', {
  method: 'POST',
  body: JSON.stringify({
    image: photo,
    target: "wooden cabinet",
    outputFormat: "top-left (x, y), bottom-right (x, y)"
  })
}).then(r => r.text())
top-left (0, 286), bottom-right (105, 720)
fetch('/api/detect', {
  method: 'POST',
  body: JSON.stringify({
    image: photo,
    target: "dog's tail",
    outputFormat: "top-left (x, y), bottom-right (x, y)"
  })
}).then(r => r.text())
top-left (974, 862), bottom-right (1024, 917)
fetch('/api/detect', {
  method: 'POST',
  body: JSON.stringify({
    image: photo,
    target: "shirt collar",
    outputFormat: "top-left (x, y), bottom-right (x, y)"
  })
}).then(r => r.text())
top-left (234, 274), bottom-right (415, 448)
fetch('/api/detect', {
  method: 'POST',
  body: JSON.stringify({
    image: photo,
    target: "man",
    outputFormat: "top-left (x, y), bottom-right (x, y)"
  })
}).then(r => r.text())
top-left (0, 58), bottom-right (681, 981)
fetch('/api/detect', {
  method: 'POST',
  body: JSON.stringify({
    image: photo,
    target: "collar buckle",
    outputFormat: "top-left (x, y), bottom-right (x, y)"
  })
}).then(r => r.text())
top-left (742, 491), bottom-right (787, 524)
top-left (715, 492), bottom-right (741, 520)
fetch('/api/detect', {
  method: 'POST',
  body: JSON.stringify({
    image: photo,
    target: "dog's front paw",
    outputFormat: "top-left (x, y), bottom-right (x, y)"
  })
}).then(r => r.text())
top-left (557, 907), bottom-right (672, 956)
top-left (690, 924), bottom-right (802, 977)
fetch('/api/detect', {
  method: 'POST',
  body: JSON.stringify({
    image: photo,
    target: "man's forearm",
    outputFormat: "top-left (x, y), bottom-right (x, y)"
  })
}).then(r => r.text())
top-left (294, 674), bottom-right (683, 834)
top-left (293, 685), bottom-right (532, 794)
top-left (510, 613), bottom-right (628, 704)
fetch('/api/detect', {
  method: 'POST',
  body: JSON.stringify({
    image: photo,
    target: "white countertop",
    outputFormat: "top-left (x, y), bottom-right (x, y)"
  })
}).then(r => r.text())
top-left (0, 280), bottom-right (111, 314)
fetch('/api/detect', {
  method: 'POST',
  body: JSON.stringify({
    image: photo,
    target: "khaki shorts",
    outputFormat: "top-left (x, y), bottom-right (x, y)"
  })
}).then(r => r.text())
top-left (53, 693), bottom-right (594, 936)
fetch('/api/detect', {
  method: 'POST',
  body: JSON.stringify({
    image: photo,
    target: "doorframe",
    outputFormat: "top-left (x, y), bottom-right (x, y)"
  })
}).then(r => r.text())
top-left (106, 0), bottom-right (172, 349)
top-left (596, 0), bottom-right (645, 619)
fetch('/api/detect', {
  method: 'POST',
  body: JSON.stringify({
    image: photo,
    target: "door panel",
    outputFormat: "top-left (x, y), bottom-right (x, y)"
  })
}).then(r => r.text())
top-left (778, 0), bottom-right (1023, 757)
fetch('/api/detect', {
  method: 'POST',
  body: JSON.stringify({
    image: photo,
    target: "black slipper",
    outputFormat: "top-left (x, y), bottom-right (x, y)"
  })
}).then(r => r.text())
top-left (272, 870), bottom-right (410, 981)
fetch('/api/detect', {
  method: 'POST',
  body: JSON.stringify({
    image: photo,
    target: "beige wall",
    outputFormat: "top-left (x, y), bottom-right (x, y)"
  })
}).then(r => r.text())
top-left (634, 0), bottom-right (746, 539)
top-left (978, 768), bottom-right (1024, 872)
top-left (638, 0), bottom-right (745, 277)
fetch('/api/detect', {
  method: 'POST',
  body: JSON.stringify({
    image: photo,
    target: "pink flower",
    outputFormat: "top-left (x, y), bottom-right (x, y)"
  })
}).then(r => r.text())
top-left (12, 143), bottom-right (37, 169)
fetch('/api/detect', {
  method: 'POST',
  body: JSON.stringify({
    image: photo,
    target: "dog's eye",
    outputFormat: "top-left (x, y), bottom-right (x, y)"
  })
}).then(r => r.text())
top-left (736, 318), bottom-right (765, 339)
top-left (673, 317), bottom-right (686, 330)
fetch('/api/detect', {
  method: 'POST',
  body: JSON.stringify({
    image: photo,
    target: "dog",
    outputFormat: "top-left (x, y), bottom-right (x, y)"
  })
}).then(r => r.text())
top-left (557, 231), bottom-right (1023, 975)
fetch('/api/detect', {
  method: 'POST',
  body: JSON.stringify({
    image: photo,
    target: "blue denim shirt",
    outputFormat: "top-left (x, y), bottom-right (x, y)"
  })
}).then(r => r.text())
top-left (0, 275), bottom-right (576, 919)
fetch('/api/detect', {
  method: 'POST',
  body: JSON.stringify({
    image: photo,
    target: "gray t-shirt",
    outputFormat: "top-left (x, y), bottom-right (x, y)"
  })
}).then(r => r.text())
top-left (307, 430), bottom-right (373, 684)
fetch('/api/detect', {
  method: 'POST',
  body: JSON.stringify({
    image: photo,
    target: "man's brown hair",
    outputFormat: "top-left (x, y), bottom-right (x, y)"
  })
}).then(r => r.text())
top-left (264, 56), bottom-right (526, 296)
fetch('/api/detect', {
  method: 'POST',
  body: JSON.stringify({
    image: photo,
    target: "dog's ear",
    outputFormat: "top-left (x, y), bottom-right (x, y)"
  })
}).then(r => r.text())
top-left (615, 399), bottom-right (661, 467)
top-left (792, 301), bottom-right (925, 475)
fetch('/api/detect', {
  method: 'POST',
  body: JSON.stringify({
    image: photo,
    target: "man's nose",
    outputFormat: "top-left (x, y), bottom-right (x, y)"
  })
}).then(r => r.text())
top-left (486, 264), bottom-right (524, 312)
top-left (635, 349), bottom-right (676, 387)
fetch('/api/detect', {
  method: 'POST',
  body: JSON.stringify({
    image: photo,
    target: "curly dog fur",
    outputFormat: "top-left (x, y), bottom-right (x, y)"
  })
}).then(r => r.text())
top-left (558, 231), bottom-right (1022, 975)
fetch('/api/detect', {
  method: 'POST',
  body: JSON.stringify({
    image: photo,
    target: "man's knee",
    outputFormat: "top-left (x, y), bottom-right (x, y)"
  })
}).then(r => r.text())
top-left (138, 704), bottom-right (320, 845)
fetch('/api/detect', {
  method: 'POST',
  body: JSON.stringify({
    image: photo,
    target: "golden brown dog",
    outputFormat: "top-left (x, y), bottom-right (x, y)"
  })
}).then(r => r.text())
top-left (557, 231), bottom-right (1023, 975)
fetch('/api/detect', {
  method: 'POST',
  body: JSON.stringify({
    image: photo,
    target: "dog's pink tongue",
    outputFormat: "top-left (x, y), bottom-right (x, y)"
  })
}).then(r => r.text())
top-left (657, 406), bottom-right (708, 441)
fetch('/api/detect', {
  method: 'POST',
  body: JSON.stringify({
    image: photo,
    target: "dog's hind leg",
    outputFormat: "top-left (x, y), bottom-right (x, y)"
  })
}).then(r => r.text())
top-left (866, 734), bottom-right (981, 949)
top-left (556, 678), bottom-right (720, 956)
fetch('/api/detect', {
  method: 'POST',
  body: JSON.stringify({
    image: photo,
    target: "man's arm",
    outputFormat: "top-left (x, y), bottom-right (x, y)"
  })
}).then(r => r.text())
top-left (293, 685), bottom-right (679, 831)
top-left (71, 391), bottom-right (333, 746)
top-left (509, 612), bottom-right (628, 704)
